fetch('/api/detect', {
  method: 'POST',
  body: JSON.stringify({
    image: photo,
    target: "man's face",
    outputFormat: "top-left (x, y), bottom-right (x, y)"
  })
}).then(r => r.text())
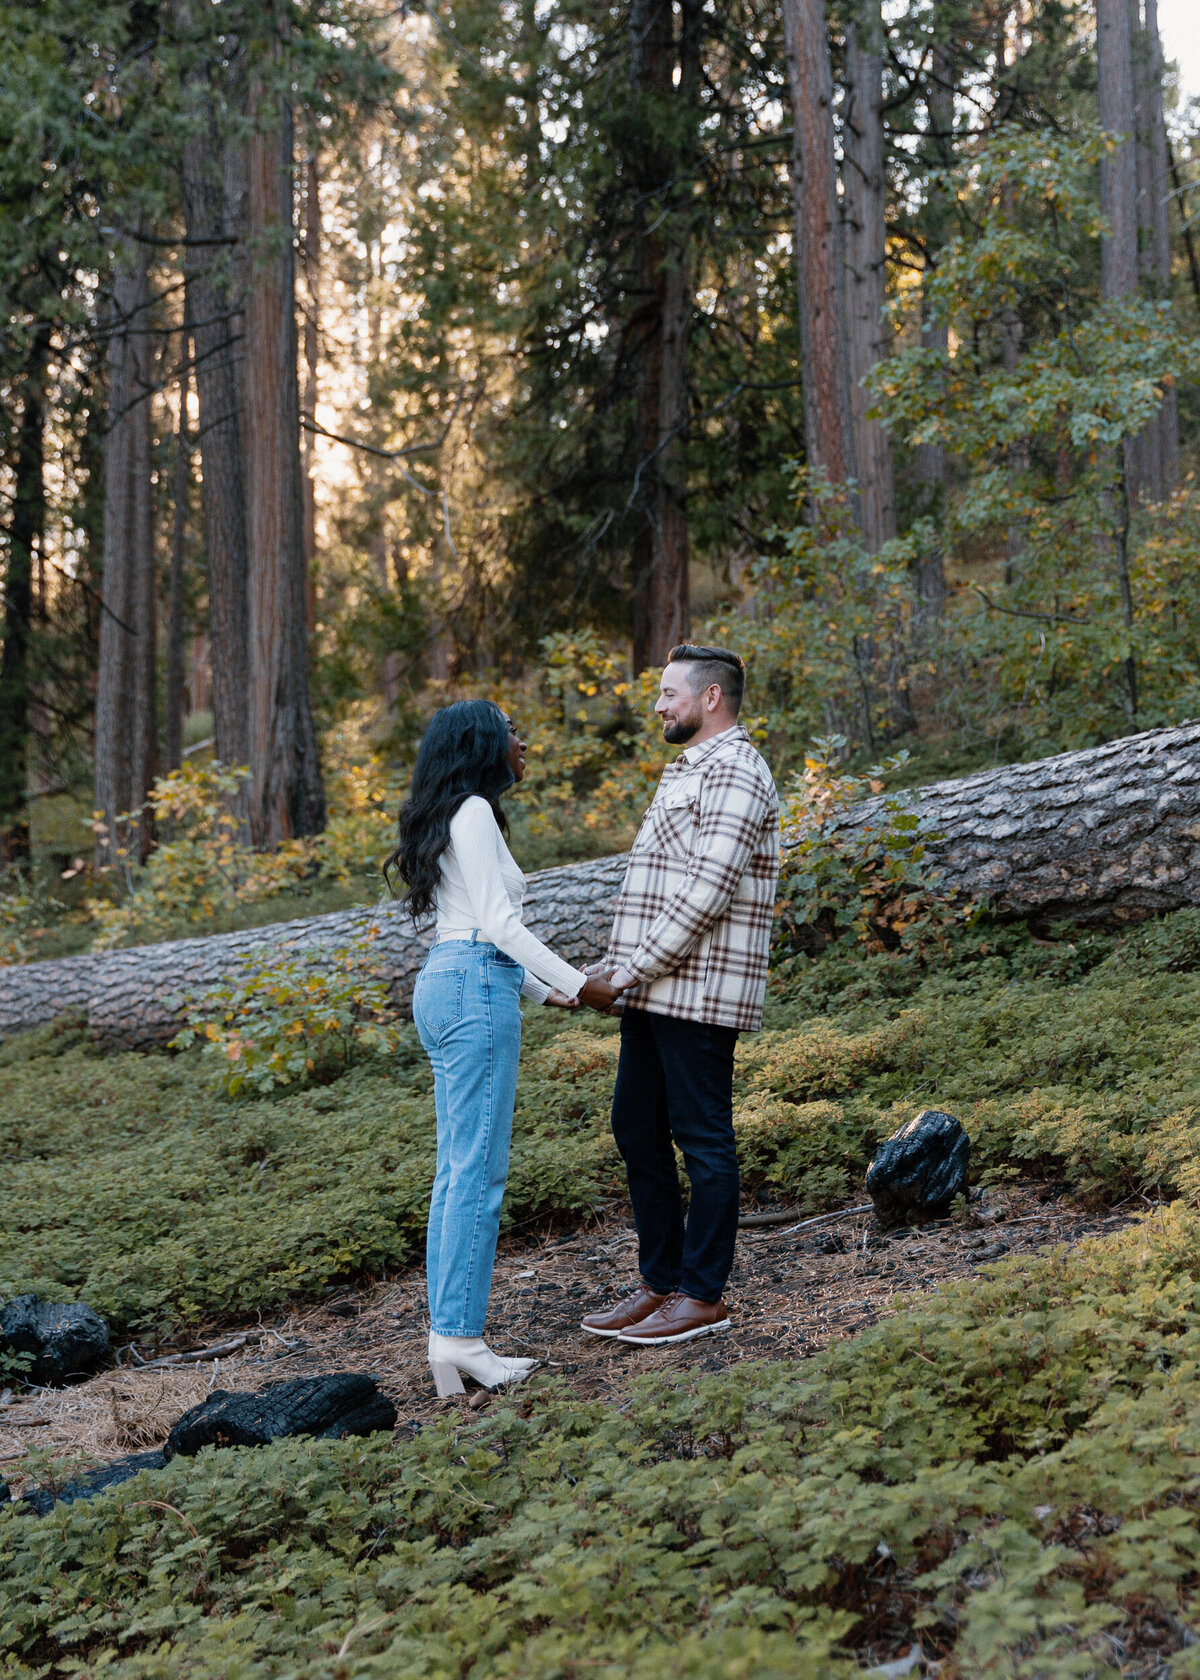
top-left (655, 662), bottom-right (706, 745)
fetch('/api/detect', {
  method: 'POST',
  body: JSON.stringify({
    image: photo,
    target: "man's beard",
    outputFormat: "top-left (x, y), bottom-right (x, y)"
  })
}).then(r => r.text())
top-left (662, 714), bottom-right (700, 745)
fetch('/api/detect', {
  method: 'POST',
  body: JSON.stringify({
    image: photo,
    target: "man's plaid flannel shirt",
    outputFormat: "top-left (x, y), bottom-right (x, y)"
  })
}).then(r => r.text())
top-left (605, 724), bottom-right (779, 1033)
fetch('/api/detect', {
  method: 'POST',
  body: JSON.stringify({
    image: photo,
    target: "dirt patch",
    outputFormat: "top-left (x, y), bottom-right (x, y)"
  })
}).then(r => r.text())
top-left (0, 1182), bottom-right (1147, 1490)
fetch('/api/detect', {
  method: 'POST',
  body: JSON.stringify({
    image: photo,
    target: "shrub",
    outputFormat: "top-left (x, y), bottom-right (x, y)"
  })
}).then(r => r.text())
top-left (8, 1209), bottom-right (1200, 1675)
top-left (773, 736), bottom-right (971, 961)
top-left (88, 763), bottom-right (311, 950)
top-left (171, 936), bottom-right (402, 1097)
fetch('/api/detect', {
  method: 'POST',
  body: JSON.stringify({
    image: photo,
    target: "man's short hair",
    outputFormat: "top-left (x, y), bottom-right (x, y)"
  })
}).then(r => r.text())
top-left (667, 644), bottom-right (746, 715)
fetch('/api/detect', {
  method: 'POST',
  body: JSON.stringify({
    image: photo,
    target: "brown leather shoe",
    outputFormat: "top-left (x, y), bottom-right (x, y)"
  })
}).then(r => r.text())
top-left (581, 1285), bottom-right (669, 1339)
top-left (616, 1293), bottom-right (731, 1345)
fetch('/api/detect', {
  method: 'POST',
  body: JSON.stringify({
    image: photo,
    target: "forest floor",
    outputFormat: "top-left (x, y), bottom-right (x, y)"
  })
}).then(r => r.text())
top-left (0, 1182), bottom-right (1144, 1485)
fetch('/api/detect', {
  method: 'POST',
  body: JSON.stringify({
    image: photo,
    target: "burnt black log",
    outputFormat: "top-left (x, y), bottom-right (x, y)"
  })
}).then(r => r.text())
top-left (18, 1451), bottom-right (166, 1516)
top-left (866, 1110), bottom-right (970, 1226)
top-left (164, 1372), bottom-right (396, 1458)
top-left (0, 1295), bottom-right (110, 1385)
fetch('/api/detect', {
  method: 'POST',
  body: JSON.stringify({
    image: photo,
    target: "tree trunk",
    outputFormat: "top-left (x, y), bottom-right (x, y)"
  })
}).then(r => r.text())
top-left (911, 35), bottom-right (954, 627)
top-left (94, 244), bottom-right (150, 869)
top-left (1096, 0), bottom-right (1143, 712)
top-left (177, 13), bottom-right (251, 780)
top-left (244, 61), bottom-right (326, 845)
top-left (301, 148), bottom-right (319, 631)
top-left (841, 2), bottom-right (895, 551)
top-left (164, 356), bottom-right (190, 775)
top-left (781, 0), bottom-right (858, 509)
top-left (130, 290), bottom-right (158, 858)
top-left (10, 724), bottom-right (1200, 1045)
top-left (629, 0), bottom-right (693, 673)
top-left (1128, 0), bottom-right (1178, 501)
top-left (1097, 0), bottom-right (1138, 304)
top-left (0, 325), bottom-right (49, 861)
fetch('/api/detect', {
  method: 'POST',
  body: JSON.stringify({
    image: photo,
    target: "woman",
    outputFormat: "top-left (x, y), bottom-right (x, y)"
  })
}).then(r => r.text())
top-left (388, 699), bottom-right (621, 1395)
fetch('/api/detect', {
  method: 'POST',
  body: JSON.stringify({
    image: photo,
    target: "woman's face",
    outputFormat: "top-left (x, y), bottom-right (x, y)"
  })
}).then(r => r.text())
top-left (504, 715), bottom-right (527, 783)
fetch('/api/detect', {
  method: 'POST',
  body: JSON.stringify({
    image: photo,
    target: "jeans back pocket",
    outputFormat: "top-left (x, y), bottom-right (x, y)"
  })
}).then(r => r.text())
top-left (417, 966), bottom-right (467, 1037)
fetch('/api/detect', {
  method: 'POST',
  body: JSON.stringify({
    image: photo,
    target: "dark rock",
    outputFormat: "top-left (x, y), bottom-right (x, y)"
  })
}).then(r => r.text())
top-left (164, 1372), bottom-right (397, 1459)
top-left (19, 1451), bottom-right (166, 1516)
top-left (0, 1294), bottom-right (110, 1385)
top-left (866, 1110), bottom-right (970, 1227)
top-left (0, 1480), bottom-right (10, 1505)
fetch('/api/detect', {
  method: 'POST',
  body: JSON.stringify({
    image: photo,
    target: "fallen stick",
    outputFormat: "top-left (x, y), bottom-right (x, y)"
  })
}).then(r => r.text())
top-left (133, 1332), bottom-right (256, 1370)
top-left (741, 1203), bottom-right (874, 1233)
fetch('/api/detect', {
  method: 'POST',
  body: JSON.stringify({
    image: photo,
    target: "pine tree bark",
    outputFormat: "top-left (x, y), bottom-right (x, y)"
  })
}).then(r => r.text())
top-left (0, 324), bottom-right (49, 861)
top-left (94, 244), bottom-right (151, 868)
top-left (177, 13), bottom-right (251, 780)
top-left (1128, 0), bottom-right (1178, 500)
top-left (301, 148), bottom-right (319, 631)
top-left (782, 0), bottom-right (858, 508)
top-left (244, 56), bottom-right (325, 845)
top-left (1097, 0), bottom-right (1138, 303)
top-left (912, 36), bottom-right (954, 627)
top-left (841, 2), bottom-right (895, 550)
top-left (164, 357), bottom-right (190, 775)
top-left (1096, 0), bottom-right (1142, 719)
top-left (629, 0), bottom-right (693, 673)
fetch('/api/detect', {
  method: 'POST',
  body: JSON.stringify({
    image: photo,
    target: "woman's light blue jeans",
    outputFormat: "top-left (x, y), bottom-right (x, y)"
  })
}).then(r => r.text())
top-left (412, 936), bottom-right (523, 1337)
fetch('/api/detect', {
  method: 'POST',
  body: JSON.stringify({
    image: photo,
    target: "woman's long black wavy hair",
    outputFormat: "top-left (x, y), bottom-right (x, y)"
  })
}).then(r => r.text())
top-left (385, 699), bottom-right (513, 919)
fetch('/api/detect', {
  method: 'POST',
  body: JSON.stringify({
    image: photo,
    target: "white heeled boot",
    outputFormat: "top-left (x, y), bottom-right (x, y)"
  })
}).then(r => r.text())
top-left (427, 1331), bottom-right (538, 1397)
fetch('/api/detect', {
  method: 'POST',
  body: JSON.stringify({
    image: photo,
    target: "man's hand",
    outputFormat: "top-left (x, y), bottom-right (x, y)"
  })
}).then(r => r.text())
top-left (544, 988), bottom-right (579, 1009)
top-left (584, 961), bottom-right (616, 979)
top-left (608, 967), bottom-right (636, 992)
top-left (578, 975), bottom-right (622, 1013)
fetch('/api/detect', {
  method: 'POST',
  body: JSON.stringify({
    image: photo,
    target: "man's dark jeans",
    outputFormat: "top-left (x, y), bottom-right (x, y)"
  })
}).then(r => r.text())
top-left (610, 1007), bottom-right (740, 1305)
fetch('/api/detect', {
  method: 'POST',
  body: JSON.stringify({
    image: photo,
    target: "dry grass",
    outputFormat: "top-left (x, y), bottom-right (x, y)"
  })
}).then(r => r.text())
top-left (0, 1180), bottom-right (1139, 1495)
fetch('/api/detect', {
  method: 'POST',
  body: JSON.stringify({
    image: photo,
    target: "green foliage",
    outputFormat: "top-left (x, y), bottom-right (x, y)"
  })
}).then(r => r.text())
top-left (10, 1208), bottom-right (1200, 1675)
top-left (0, 865), bottom-right (68, 964)
top-left (11, 907), bottom-right (1200, 1342)
top-left (89, 764), bottom-right (312, 950)
top-left (773, 735), bottom-right (970, 961)
top-left (170, 937), bottom-right (403, 1097)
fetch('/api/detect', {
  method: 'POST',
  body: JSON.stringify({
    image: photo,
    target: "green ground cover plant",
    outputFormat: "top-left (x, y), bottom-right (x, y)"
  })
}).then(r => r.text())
top-left (7, 1207), bottom-right (1200, 1675)
top-left (6, 909), bottom-right (1200, 1339)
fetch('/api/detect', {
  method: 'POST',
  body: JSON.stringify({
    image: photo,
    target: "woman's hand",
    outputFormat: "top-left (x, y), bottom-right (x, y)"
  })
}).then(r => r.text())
top-left (544, 988), bottom-right (579, 1009)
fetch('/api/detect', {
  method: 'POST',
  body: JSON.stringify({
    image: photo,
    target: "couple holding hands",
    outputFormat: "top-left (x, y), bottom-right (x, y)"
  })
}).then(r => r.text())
top-left (388, 644), bottom-right (780, 1397)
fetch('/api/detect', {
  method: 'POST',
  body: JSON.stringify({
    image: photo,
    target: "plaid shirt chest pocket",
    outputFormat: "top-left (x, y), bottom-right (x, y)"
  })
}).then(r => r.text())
top-left (636, 785), bottom-right (698, 861)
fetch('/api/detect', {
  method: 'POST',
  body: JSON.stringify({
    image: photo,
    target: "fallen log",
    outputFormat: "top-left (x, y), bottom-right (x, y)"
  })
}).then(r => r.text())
top-left (0, 853), bottom-right (629, 1051)
top-left (830, 717), bottom-right (1200, 922)
top-left (2, 720), bottom-right (1200, 1049)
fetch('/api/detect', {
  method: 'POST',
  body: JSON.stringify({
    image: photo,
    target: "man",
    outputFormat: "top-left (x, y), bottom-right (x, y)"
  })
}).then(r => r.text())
top-left (582, 643), bottom-right (779, 1347)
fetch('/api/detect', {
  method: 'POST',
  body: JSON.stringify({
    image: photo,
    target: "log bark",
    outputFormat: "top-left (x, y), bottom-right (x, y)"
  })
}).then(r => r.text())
top-left (830, 719), bottom-right (1200, 922)
top-left (0, 854), bottom-right (630, 1050)
top-left (7, 725), bottom-right (1200, 1046)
